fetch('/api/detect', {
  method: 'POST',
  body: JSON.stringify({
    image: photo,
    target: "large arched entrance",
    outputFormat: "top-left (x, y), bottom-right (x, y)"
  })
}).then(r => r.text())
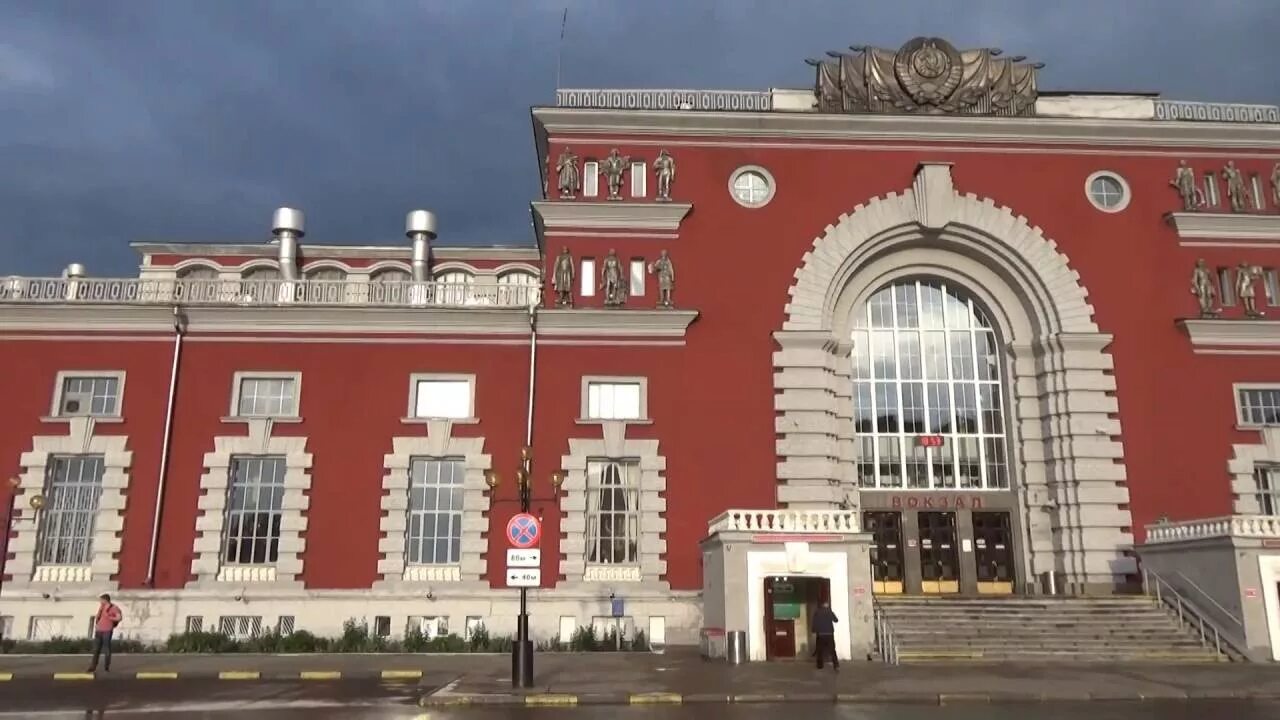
top-left (773, 162), bottom-right (1134, 594)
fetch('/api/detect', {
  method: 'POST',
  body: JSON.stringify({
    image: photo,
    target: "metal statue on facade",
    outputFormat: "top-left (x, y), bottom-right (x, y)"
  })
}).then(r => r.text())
top-left (807, 37), bottom-right (1042, 117)
top-left (1222, 161), bottom-right (1251, 213)
top-left (648, 250), bottom-right (675, 309)
top-left (1171, 161), bottom-right (1203, 212)
top-left (654, 150), bottom-right (676, 202)
top-left (1237, 263), bottom-right (1265, 318)
top-left (1271, 163), bottom-right (1280, 208)
top-left (601, 249), bottom-right (626, 307)
top-left (555, 148), bottom-right (581, 199)
top-left (1190, 259), bottom-right (1219, 318)
top-left (552, 247), bottom-right (575, 307)
top-left (601, 149), bottom-right (631, 200)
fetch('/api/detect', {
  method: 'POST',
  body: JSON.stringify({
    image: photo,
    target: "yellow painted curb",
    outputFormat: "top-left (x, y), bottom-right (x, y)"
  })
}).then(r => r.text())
top-left (53, 673), bottom-right (94, 681)
top-left (218, 671), bottom-right (260, 680)
top-left (300, 671), bottom-right (342, 680)
top-left (0, 673), bottom-right (12, 682)
top-left (381, 670), bottom-right (424, 680)
top-left (526, 694), bottom-right (578, 706)
top-left (630, 693), bottom-right (683, 705)
top-left (135, 672), bottom-right (179, 680)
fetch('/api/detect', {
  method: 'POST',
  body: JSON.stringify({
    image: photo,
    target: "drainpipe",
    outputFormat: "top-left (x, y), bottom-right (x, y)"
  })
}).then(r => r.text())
top-left (145, 306), bottom-right (187, 587)
top-left (525, 304), bottom-right (538, 449)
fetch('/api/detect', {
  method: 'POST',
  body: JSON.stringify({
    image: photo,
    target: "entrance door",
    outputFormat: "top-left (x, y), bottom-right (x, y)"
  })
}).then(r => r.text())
top-left (917, 512), bottom-right (960, 594)
top-left (763, 576), bottom-right (829, 660)
top-left (973, 511), bottom-right (1015, 594)
top-left (863, 511), bottom-right (905, 594)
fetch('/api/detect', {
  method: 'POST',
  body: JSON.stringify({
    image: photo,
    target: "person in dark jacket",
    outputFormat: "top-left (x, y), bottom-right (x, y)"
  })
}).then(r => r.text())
top-left (811, 601), bottom-right (839, 670)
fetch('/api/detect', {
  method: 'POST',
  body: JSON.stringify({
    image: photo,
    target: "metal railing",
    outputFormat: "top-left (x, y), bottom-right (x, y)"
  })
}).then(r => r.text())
top-left (0, 276), bottom-right (542, 309)
top-left (871, 595), bottom-right (899, 665)
top-left (1142, 568), bottom-right (1247, 661)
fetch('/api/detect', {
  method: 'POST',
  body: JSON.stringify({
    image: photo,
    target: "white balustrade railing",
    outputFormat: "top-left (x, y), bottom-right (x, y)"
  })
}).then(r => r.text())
top-left (1145, 514), bottom-right (1280, 544)
top-left (0, 276), bottom-right (541, 309)
top-left (707, 509), bottom-right (861, 535)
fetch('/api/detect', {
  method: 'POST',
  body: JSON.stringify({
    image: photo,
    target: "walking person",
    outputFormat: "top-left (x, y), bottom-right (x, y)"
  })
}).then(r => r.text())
top-left (811, 601), bottom-right (839, 671)
top-left (87, 593), bottom-right (122, 674)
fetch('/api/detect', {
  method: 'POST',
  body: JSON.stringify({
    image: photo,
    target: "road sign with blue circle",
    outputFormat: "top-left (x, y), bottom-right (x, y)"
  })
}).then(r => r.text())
top-left (506, 513), bottom-right (541, 549)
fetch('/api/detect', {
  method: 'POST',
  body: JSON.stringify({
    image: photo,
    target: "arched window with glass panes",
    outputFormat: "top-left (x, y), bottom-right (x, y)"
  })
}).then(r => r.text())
top-left (851, 279), bottom-right (1010, 491)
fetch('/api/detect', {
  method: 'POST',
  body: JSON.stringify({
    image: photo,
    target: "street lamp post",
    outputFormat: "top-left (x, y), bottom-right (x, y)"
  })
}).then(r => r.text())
top-left (485, 448), bottom-right (563, 689)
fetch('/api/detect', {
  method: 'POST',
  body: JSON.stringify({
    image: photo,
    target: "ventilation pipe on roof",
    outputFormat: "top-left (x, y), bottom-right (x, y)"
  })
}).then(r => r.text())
top-left (405, 210), bottom-right (438, 282)
top-left (62, 263), bottom-right (86, 300)
top-left (271, 207), bottom-right (304, 281)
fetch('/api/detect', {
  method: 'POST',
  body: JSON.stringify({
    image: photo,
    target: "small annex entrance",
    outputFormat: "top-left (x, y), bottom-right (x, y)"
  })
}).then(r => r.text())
top-left (763, 576), bottom-right (830, 660)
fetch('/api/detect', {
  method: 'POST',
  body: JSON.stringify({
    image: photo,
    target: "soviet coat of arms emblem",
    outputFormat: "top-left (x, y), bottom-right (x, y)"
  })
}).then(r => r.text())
top-left (895, 37), bottom-right (964, 109)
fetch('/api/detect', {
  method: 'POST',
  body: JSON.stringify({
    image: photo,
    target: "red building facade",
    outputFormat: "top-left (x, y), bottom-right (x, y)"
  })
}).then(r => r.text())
top-left (3, 37), bottom-right (1280, 657)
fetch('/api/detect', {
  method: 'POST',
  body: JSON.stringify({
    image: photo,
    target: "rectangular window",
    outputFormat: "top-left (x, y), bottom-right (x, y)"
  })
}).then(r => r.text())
top-left (55, 375), bottom-right (121, 417)
top-left (1204, 173), bottom-right (1220, 208)
top-left (1255, 466), bottom-right (1280, 516)
top-left (1252, 174), bottom-right (1266, 211)
top-left (374, 616), bottom-right (392, 637)
top-left (585, 460), bottom-right (640, 565)
top-left (465, 616), bottom-right (484, 640)
top-left (276, 616), bottom-right (295, 635)
top-left (630, 162), bottom-right (646, 197)
top-left (1237, 386), bottom-right (1280, 426)
top-left (629, 259), bottom-right (646, 297)
top-left (234, 375), bottom-right (298, 417)
top-left (1219, 267), bottom-right (1237, 306)
top-left (218, 616), bottom-right (263, 639)
top-left (412, 378), bottom-right (473, 419)
top-left (406, 458), bottom-right (464, 565)
top-left (408, 616), bottom-right (449, 639)
top-left (583, 162), bottom-right (599, 197)
top-left (222, 457), bottom-right (285, 565)
top-left (184, 616), bottom-right (203, 634)
top-left (36, 456), bottom-right (104, 566)
top-left (1264, 269), bottom-right (1279, 307)
top-left (581, 259), bottom-right (596, 296)
top-left (586, 381), bottom-right (642, 420)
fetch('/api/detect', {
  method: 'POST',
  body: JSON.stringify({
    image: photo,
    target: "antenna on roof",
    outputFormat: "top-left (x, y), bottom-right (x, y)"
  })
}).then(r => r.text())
top-left (555, 7), bottom-right (568, 90)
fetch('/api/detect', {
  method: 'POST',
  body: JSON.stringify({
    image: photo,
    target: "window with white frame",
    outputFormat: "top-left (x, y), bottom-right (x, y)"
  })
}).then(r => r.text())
top-left (54, 374), bottom-right (122, 417)
top-left (629, 259), bottom-right (645, 297)
top-left (1237, 386), bottom-right (1280, 427)
top-left (407, 458), bottom-right (464, 565)
top-left (630, 162), bottom-right (646, 198)
top-left (35, 456), bottom-right (104, 566)
top-left (581, 259), bottom-right (596, 296)
top-left (1204, 172), bottom-right (1220, 208)
top-left (497, 271), bottom-right (539, 306)
top-left (1219, 267), bottom-right (1238, 306)
top-left (1255, 466), bottom-right (1280, 516)
top-left (1264, 269), bottom-right (1279, 307)
top-left (585, 380), bottom-right (643, 420)
top-left (586, 460), bottom-right (639, 565)
top-left (1252, 174), bottom-right (1266, 211)
top-left (583, 162), bottom-right (599, 197)
top-left (434, 271), bottom-right (475, 306)
top-left (177, 264), bottom-right (219, 280)
top-left (222, 457), bottom-right (285, 566)
top-left (411, 376), bottom-right (473, 419)
top-left (233, 374), bottom-right (299, 418)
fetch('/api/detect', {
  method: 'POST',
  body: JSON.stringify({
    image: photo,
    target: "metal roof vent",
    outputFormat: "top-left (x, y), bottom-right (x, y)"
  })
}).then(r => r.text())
top-left (405, 210), bottom-right (438, 282)
top-left (270, 207), bottom-right (304, 281)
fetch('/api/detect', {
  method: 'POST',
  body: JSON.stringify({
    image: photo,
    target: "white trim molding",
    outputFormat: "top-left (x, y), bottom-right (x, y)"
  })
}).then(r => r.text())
top-left (1233, 383), bottom-right (1280, 428)
top-left (1084, 170), bottom-right (1132, 214)
top-left (579, 375), bottom-right (650, 423)
top-left (773, 160), bottom-right (1134, 592)
top-left (537, 309), bottom-right (698, 338)
top-left (228, 371), bottom-right (302, 419)
top-left (375, 422), bottom-right (492, 589)
top-left (48, 370), bottom-right (127, 419)
top-left (1166, 212), bottom-right (1280, 241)
top-left (188, 418), bottom-right (313, 589)
top-left (531, 201), bottom-right (693, 231)
top-left (405, 373), bottom-right (478, 423)
top-left (1179, 319), bottom-right (1280, 348)
top-left (559, 423), bottom-right (668, 588)
top-left (1229, 427), bottom-right (1280, 514)
top-left (7, 417), bottom-right (131, 591)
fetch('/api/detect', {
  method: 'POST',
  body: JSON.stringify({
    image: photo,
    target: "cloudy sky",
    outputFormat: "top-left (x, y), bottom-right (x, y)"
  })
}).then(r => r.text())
top-left (1, 0), bottom-right (1275, 276)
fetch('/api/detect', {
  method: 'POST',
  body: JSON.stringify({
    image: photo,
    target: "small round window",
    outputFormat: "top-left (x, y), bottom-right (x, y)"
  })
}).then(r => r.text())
top-left (729, 166), bottom-right (775, 208)
top-left (1085, 171), bottom-right (1130, 213)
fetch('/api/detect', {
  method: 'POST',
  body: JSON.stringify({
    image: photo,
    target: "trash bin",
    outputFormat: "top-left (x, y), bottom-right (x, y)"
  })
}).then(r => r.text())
top-left (726, 630), bottom-right (748, 665)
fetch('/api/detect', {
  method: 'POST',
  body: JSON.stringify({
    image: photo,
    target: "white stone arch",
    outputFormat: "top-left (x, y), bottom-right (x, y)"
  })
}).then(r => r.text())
top-left (773, 162), bottom-right (1133, 593)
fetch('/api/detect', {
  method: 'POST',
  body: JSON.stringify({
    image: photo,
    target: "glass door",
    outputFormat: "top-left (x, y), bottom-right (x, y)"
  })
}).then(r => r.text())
top-left (917, 511), bottom-right (960, 593)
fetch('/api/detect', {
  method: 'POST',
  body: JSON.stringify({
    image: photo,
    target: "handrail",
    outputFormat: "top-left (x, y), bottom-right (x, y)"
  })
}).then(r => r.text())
top-left (1143, 568), bottom-right (1248, 661)
top-left (1170, 569), bottom-right (1243, 627)
top-left (870, 594), bottom-right (899, 665)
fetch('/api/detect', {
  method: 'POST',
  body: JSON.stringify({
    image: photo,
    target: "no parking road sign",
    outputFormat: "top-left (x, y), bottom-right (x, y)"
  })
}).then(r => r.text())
top-left (506, 513), bottom-right (541, 549)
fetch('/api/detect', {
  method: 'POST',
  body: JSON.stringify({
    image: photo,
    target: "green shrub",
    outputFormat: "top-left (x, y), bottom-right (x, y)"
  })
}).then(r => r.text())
top-left (402, 626), bottom-right (429, 653)
top-left (630, 630), bottom-right (648, 652)
top-left (569, 625), bottom-right (598, 652)
top-left (164, 631), bottom-right (239, 654)
top-left (467, 623), bottom-right (490, 652)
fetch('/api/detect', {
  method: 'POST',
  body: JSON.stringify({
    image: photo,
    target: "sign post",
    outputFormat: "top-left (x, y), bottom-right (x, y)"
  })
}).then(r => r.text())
top-left (506, 512), bottom-right (541, 688)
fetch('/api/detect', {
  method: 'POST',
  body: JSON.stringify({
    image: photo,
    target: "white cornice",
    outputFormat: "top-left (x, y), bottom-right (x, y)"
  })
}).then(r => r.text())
top-left (538, 309), bottom-right (698, 337)
top-left (130, 243), bottom-right (540, 261)
top-left (531, 201), bottom-right (693, 231)
top-left (531, 107), bottom-right (1280, 149)
top-left (1165, 212), bottom-right (1280, 241)
top-left (1179, 319), bottom-right (1280, 347)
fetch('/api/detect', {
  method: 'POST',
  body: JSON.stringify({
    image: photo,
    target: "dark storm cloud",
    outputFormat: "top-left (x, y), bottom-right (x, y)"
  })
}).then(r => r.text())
top-left (0, 0), bottom-right (1275, 275)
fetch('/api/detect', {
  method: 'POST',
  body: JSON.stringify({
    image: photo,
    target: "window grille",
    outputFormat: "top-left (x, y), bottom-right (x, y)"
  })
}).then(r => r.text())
top-left (222, 457), bottom-right (285, 565)
top-left (36, 456), bottom-right (104, 565)
top-left (218, 616), bottom-right (262, 639)
top-left (586, 460), bottom-right (640, 565)
top-left (276, 616), bottom-right (295, 635)
top-left (185, 616), bottom-right (203, 634)
top-left (407, 459), bottom-right (464, 565)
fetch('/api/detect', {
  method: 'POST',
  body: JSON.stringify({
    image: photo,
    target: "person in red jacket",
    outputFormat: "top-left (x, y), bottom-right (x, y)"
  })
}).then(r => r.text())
top-left (87, 593), bottom-right (123, 673)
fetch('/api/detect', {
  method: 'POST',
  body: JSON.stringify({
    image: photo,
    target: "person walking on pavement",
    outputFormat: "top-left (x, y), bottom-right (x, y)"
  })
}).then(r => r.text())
top-left (87, 593), bottom-right (123, 674)
top-left (811, 601), bottom-right (839, 671)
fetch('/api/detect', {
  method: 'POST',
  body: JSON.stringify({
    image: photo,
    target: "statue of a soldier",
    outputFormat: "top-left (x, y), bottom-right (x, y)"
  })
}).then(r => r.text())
top-left (1223, 161), bottom-right (1251, 213)
top-left (601, 249), bottom-right (626, 307)
top-left (601, 149), bottom-right (630, 201)
top-left (1170, 160), bottom-right (1202, 212)
top-left (552, 247), bottom-right (575, 307)
top-left (648, 250), bottom-right (675, 309)
top-left (1238, 263), bottom-right (1265, 318)
top-left (1190, 258), bottom-right (1218, 318)
top-left (556, 148), bottom-right (581, 199)
top-left (653, 150), bottom-right (676, 202)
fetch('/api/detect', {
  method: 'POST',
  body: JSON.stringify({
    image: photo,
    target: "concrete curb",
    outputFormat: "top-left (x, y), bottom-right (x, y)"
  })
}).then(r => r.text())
top-left (0, 669), bottom-right (425, 682)
top-left (418, 690), bottom-right (1278, 707)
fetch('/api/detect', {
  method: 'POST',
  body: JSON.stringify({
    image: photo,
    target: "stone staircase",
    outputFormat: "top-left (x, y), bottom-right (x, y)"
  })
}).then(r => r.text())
top-left (875, 595), bottom-right (1230, 663)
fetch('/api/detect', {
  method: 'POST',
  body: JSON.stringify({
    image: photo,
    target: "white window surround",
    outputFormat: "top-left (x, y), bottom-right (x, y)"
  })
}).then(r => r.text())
top-left (1230, 427), bottom-right (1280, 515)
top-left (630, 162), bottom-right (647, 198)
top-left (581, 259), bottom-right (597, 297)
top-left (583, 161), bottom-right (600, 198)
top-left (1234, 383), bottom-right (1280, 428)
top-left (8, 417), bottom-right (131, 590)
top-left (405, 374), bottom-right (478, 424)
top-left (47, 370), bottom-right (126, 420)
top-left (729, 165), bottom-right (776, 208)
top-left (375, 422), bottom-right (492, 589)
top-left (559, 424), bottom-right (667, 587)
top-left (227, 371), bottom-right (302, 421)
top-left (1084, 170), bottom-right (1131, 213)
top-left (188, 418), bottom-right (312, 588)
top-left (579, 376), bottom-right (650, 423)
